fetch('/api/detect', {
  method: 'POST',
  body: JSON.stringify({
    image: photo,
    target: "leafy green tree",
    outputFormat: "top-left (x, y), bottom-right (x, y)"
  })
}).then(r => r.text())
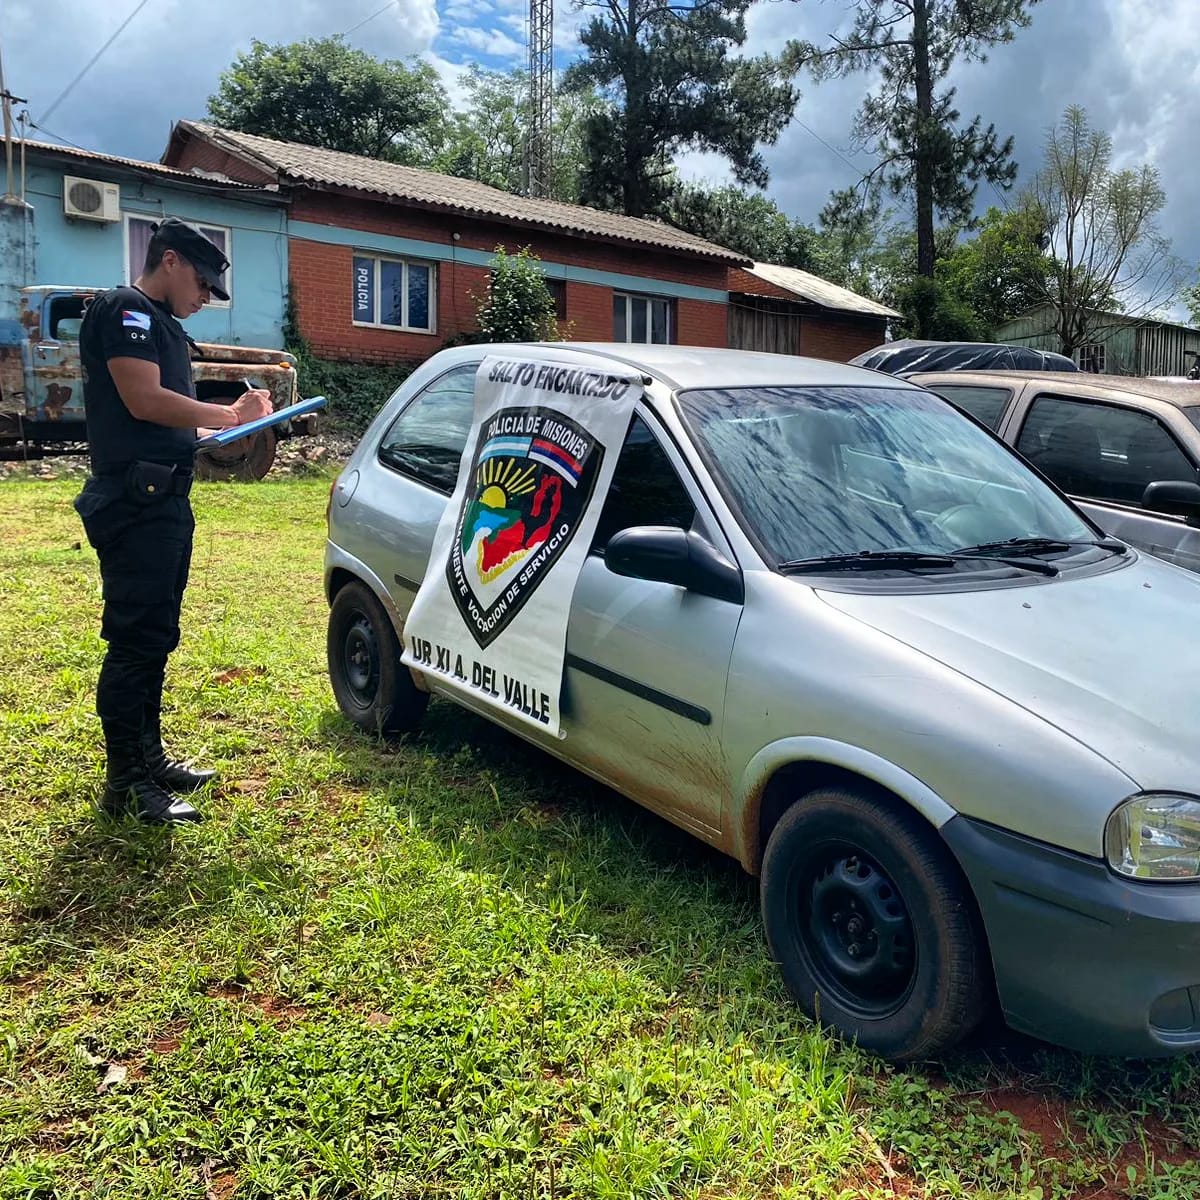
top-left (664, 184), bottom-right (830, 269)
top-left (935, 205), bottom-right (1052, 334)
top-left (564, 0), bottom-right (800, 218)
top-left (1184, 275), bottom-right (1200, 329)
top-left (208, 37), bottom-right (448, 163)
top-left (433, 66), bottom-right (599, 203)
top-left (476, 247), bottom-right (560, 343)
top-left (795, 0), bottom-right (1038, 278)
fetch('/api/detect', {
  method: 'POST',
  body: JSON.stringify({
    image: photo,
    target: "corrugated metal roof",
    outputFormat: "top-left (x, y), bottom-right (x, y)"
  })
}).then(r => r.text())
top-left (742, 261), bottom-right (900, 319)
top-left (24, 138), bottom-right (268, 191)
top-left (176, 121), bottom-right (748, 264)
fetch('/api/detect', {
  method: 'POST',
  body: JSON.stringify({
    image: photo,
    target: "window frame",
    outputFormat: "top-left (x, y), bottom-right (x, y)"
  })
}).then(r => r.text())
top-left (613, 291), bottom-right (674, 345)
top-left (926, 383), bottom-right (1015, 432)
top-left (1015, 391), bottom-right (1198, 510)
top-left (352, 252), bottom-right (437, 334)
top-left (124, 214), bottom-right (232, 308)
top-left (1076, 343), bottom-right (1107, 374)
top-left (375, 362), bottom-right (480, 494)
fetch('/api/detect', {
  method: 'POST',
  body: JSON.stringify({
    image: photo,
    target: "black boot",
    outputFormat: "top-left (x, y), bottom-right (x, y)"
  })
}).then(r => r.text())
top-left (141, 737), bottom-right (218, 793)
top-left (99, 757), bottom-right (204, 825)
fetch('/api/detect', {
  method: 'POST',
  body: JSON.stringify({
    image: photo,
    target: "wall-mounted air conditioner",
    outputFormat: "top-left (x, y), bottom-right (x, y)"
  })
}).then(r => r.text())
top-left (63, 176), bottom-right (121, 223)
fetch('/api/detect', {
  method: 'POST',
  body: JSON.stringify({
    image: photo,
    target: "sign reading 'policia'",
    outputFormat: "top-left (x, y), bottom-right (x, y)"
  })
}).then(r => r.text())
top-left (400, 356), bottom-right (641, 737)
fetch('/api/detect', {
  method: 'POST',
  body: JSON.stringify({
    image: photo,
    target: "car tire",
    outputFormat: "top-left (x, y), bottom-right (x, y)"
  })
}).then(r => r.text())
top-left (327, 580), bottom-right (428, 736)
top-left (761, 786), bottom-right (986, 1061)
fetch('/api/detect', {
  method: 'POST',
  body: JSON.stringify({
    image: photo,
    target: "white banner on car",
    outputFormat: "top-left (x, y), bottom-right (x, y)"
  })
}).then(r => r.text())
top-left (400, 354), bottom-right (642, 736)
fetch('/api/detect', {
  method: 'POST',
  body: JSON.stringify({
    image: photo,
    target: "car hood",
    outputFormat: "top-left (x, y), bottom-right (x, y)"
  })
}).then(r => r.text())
top-left (814, 553), bottom-right (1200, 791)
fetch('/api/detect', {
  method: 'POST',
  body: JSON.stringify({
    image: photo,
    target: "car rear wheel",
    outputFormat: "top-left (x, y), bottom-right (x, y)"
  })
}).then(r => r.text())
top-left (327, 581), bottom-right (428, 735)
top-left (761, 786), bottom-right (986, 1061)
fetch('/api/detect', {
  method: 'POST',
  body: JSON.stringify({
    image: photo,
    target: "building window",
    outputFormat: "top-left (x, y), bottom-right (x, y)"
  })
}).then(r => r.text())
top-left (547, 278), bottom-right (567, 320)
top-left (353, 253), bottom-right (436, 333)
top-left (614, 292), bottom-right (673, 344)
top-left (126, 215), bottom-right (231, 308)
top-left (1077, 343), bottom-right (1106, 373)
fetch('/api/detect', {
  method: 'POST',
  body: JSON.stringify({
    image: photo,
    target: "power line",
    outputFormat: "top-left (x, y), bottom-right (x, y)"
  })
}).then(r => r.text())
top-left (37, 0), bottom-right (152, 125)
top-left (25, 116), bottom-right (88, 153)
top-left (794, 119), bottom-right (868, 179)
top-left (342, 1), bottom-right (399, 37)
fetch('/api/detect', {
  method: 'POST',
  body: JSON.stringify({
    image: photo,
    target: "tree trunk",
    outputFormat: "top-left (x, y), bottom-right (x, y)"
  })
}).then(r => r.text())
top-left (913, 0), bottom-right (935, 278)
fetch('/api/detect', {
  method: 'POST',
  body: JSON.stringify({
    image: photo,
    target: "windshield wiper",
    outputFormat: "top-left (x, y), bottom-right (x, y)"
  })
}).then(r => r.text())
top-left (779, 546), bottom-right (1066, 578)
top-left (778, 550), bottom-right (959, 574)
top-left (954, 536), bottom-right (1126, 556)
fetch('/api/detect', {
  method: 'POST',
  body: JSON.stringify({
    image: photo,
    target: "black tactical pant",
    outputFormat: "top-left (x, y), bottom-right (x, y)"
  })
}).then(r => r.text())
top-left (75, 474), bottom-right (195, 766)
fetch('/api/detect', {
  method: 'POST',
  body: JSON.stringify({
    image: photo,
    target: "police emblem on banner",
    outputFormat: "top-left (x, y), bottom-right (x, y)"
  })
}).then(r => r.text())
top-left (447, 406), bottom-right (604, 648)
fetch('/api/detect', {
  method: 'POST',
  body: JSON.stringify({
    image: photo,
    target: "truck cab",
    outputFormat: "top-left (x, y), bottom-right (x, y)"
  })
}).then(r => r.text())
top-left (0, 286), bottom-right (312, 479)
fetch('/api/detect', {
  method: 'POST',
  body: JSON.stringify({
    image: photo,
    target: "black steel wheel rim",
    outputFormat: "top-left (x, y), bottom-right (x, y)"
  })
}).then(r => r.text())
top-left (796, 841), bottom-right (916, 1019)
top-left (343, 613), bottom-right (379, 708)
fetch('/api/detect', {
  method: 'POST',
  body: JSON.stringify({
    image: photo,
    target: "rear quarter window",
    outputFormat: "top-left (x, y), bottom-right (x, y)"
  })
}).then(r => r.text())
top-left (926, 385), bottom-right (1012, 431)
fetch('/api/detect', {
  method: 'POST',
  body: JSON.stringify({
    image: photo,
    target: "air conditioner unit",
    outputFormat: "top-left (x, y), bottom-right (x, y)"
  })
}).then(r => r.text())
top-left (63, 176), bottom-right (120, 222)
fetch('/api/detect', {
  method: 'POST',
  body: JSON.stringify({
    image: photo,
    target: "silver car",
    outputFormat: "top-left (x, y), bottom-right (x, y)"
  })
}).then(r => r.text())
top-left (325, 344), bottom-right (1200, 1062)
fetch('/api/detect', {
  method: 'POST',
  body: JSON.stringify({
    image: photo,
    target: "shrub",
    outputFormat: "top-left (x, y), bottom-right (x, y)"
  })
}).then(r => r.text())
top-left (475, 246), bottom-right (560, 343)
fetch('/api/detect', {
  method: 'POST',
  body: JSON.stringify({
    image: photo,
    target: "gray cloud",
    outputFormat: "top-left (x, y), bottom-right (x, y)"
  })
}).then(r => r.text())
top-left (747, 0), bottom-right (1200, 295)
top-left (4, 0), bottom-right (440, 159)
top-left (5, 0), bottom-right (1197, 294)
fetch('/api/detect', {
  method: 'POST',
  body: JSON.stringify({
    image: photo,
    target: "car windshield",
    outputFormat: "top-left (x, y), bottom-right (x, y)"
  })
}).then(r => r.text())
top-left (1187, 407), bottom-right (1200, 435)
top-left (677, 385), bottom-right (1096, 566)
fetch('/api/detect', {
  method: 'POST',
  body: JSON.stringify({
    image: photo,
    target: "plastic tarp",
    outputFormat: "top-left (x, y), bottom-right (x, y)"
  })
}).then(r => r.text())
top-left (850, 340), bottom-right (1080, 375)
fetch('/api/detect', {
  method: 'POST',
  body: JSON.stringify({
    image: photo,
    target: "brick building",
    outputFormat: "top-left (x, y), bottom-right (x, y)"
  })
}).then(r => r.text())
top-left (728, 262), bottom-right (898, 362)
top-left (163, 121), bottom-right (746, 366)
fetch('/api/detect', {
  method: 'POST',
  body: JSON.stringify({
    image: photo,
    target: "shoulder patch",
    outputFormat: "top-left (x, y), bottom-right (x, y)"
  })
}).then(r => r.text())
top-left (122, 310), bottom-right (151, 331)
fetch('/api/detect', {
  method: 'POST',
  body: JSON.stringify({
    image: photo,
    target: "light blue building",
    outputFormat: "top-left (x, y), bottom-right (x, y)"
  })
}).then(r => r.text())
top-left (2, 139), bottom-right (288, 348)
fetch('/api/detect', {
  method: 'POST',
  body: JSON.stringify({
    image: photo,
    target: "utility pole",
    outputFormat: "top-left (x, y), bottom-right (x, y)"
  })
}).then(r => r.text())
top-left (526, 0), bottom-right (554, 198)
top-left (0, 28), bottom-right (26, 201)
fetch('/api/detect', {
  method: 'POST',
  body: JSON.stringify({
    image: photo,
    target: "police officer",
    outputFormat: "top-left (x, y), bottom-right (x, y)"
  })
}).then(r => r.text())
top-left (75, 218), bottom-right (272, 824)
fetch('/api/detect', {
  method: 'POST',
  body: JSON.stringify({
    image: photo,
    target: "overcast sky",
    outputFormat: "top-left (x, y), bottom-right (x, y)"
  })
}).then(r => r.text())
top-left (3, 0), bottom-right (1198, 288)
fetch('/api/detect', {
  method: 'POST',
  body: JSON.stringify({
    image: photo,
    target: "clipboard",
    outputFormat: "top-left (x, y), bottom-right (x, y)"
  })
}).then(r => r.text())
top-left (194, 395), bottom-right (328, 450)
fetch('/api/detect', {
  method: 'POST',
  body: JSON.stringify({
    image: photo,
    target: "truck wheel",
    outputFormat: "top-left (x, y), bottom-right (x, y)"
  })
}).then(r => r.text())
top-left (327, 580), bottom-right (428, 736)
top-left (760, 786), bottom-right (986, 1061)
top-left (195, 394), bottom-right (277, 481)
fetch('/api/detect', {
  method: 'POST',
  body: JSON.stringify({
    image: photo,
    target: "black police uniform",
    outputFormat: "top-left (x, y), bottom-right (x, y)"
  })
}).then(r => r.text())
top-left (74, 221), bottom-right (229, 822)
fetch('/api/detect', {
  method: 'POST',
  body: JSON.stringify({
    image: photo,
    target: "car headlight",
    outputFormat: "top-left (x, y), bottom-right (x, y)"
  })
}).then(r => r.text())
top-left (1105, 794), bottom-right (1200, 881)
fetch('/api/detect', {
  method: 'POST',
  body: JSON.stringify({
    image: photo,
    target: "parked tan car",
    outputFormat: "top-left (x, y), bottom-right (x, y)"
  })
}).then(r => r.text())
top-left (906, 370), bottom-right (1200, 574)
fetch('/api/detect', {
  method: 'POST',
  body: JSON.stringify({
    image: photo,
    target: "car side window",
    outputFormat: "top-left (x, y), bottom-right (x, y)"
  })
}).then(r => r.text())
top-left (929, 385), bottom-right (1011, 431)
top-left (591, 415), bottom-right (697, 552)
top-left (1016, 394), bottom-right (1197, 507)
top-left (377, 364), bottom-right (479, 493)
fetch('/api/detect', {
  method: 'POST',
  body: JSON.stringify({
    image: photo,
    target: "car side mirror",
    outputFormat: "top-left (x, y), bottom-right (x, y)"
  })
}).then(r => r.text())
top-left (1143, 480), bottom-right (1200, 526)
top-left (604, 526), bottom-right (744, 604)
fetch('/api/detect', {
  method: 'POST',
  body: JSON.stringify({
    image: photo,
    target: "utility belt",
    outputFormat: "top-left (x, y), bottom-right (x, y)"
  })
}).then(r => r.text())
top-left (96, 460), bottom-right (194, 501)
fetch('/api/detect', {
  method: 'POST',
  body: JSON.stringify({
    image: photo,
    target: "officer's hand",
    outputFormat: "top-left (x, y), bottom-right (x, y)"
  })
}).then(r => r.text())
top-left (232, 388), bottom-right (273, 425)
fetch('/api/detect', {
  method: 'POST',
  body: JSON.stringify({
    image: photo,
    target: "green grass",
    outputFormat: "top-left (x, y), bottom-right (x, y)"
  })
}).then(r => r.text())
top-left (1, 474), bottom-right (1199, 1199)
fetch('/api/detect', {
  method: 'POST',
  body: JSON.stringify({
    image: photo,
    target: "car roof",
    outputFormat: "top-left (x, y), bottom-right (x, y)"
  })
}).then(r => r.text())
top-left (911, 369), bottom-right (1200, 410)
top-left (506, 342), bottom-right (923, 392)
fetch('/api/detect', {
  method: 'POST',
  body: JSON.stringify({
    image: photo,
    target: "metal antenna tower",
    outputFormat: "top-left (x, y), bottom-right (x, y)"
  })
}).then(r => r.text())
top-left (526, 0), bottom-right (553, 197)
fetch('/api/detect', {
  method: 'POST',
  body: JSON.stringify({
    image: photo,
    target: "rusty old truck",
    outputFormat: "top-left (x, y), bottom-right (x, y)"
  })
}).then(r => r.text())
top-left (0, 285), bottom-right (316, 479)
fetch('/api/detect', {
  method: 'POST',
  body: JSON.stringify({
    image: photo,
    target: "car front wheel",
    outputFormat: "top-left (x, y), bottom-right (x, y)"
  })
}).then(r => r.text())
top-left (761, 786), bottom-right (986, 1061)
top-left (327, 581), bottom-right (428, 735)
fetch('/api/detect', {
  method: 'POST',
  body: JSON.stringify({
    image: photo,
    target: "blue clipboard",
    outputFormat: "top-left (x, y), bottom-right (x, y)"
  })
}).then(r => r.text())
top-left (194, 395), bottom-right (328, 450)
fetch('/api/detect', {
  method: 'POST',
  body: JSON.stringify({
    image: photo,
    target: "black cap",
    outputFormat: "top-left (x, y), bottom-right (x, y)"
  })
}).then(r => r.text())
top-left (153, 217), bottom-right (230, 301)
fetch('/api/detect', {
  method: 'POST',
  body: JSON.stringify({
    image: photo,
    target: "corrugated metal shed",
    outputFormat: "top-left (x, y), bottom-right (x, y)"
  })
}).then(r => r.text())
top-left (997, 303), bottom-right (1200, 376)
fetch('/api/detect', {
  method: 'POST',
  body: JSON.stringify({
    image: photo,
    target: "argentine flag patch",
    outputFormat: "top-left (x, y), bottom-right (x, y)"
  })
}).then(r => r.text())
top-left (122, 310), bottom-right (151, 331)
